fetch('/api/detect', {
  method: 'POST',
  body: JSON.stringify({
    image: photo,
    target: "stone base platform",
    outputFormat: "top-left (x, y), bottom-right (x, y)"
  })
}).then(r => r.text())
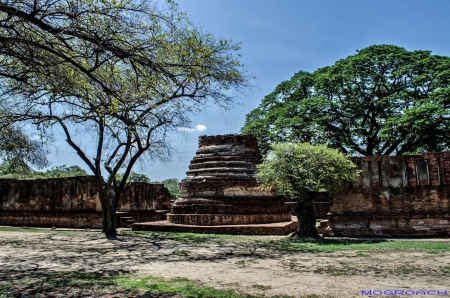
top-left (131, 216), bottom-right (297, 235)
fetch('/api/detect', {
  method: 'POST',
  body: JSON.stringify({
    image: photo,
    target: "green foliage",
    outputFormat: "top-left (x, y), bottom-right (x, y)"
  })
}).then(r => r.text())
top-left (0, 164), bottom-right (87, 179)
top-left (242, 44), bottom-right (450, 156)
top-left (40, 165), bottom-right (88, 178)
top-left (256, 142), bottom-right (359, 201)
top-left (0, 159), bottom-right (33, 179)
top-left (0, 124), bottom-right (49, 171)
top-left (127, 171), bottom-right (151, 183)
top-left (110, 171), bottom-right (150, 184)
top-left (153, 178), bottom-right (180, 200)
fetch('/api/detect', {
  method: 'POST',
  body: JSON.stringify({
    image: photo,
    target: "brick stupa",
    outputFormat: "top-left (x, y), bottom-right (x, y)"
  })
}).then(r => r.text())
top-left (132, 134), bottom-right (297, 235)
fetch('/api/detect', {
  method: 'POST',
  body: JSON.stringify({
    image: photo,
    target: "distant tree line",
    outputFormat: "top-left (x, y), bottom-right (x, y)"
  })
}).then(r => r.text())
top-left (0, 164), bottom-right (87, 179)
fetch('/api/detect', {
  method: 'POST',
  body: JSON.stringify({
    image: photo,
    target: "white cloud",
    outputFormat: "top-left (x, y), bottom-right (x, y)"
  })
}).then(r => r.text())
top-left (195, 125), bottom-right (207, 131)
top-left (177, 124), bottom-right (207, 133)
top-left (177, 127), bottom-right (195, 132)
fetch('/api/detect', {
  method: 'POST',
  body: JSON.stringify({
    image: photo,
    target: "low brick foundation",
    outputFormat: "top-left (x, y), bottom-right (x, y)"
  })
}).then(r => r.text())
top-left (167, 212), bottom-right (292, 225)
top-left (132, 216), bottom-right (298, 235)
top-left (0, 211), bottom-right (103, 228)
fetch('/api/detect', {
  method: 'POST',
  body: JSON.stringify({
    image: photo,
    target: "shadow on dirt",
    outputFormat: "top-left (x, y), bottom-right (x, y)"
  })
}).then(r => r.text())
top-left (0, 268), bottom-right (179, 298)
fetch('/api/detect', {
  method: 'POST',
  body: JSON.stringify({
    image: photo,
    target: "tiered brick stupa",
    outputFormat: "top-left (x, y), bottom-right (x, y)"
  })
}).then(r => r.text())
top-left (132, 134), bottom-right (297, 235)
top-left (169, 134), bottom-right (291, 225)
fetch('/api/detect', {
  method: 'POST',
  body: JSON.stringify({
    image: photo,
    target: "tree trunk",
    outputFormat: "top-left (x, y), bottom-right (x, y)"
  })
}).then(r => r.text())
top-left (100, 187), bottom-right (119, 236)
top-left (292, 193), bottom-right (319, 238)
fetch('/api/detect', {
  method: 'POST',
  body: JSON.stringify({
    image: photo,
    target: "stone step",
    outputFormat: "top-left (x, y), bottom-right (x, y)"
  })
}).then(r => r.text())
top-left (196, 145), bottom-right (256, 154)
top-left (195, 152), bottom-right (256, 158)
top-left (189, 161), bottom-right (253, 170)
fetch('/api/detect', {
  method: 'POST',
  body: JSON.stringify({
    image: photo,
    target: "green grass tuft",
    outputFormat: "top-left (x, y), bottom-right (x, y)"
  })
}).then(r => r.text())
top-left (279, 238), bottom-right (450, 252)
top-left (0, 227), bottom-right (53, 233)
top-left (114, 275), bottom-right (282, 298)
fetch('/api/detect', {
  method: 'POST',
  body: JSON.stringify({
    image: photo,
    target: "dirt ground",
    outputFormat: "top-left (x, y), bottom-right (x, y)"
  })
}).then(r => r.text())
top-left (1, 229), bottom-right (450, 298)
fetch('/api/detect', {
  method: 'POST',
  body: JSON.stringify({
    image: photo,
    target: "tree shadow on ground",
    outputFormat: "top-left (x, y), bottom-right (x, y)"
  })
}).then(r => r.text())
top-left (0, 268), bottom-right (179, 298)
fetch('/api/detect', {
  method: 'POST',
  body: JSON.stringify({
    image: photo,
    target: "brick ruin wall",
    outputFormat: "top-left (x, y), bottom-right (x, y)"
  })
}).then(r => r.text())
top-left (0, 176), bottom-right (171, 228)
top-left (327, 152), bottom-right (450, 237)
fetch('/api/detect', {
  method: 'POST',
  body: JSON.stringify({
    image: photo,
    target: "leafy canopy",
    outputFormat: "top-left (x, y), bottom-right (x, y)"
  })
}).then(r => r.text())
top-left (242, 45), bottom-right (450, 156)
top-left (0, 124), bottom-right (49, 173)
top-left (256, 143), bottom-right (359, 201)
top-left (0, 0), bottom-right (248, 190)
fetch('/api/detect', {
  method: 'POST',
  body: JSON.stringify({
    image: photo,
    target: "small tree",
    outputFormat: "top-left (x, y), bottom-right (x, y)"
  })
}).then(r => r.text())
top-left (256, 142), bottom-right (359, 238)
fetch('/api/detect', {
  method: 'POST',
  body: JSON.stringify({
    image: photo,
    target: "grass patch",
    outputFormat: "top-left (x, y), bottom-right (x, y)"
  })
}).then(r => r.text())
top-left (126, 231), bottom-right (282, 248)
top-left (0, 226), bottom-right (100, 237)
top-left (440, 266), bottom-right (450, 275)
top-left (251, 284), bottom-right (272, 291)
top-left (128, 230), bottom-right (238, 244)
top-left (356, 253), bottom-right (370, 257)
top-left (115, 275), bottom-right (289, 298)
top-left (278, 238), bottom-right (450, 252)
top-left (128, 231), bottom-right (450, 253)
top-left (1, 269), bottom-right (290, 298)
top-left (172, 249), bottom-right (191, 256)
top-left (4, 227), bottom-right (450, 254)
top-left (0, 226), bottom-right (53, 233)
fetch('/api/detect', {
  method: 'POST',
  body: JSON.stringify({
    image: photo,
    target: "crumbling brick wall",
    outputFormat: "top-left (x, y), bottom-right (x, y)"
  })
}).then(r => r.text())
top-left (327, 152), bottom-right (450, 237)
top-left (0, 176), bottom-right (171, 228)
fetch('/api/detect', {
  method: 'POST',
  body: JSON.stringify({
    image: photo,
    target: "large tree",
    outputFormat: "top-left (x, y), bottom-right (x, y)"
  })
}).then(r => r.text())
top-left (0, 0), bottom-right (248, 235)
top-left (242, 45), bottom-right (450, 156)
top-left (256, 142), bottom-right (359, 238)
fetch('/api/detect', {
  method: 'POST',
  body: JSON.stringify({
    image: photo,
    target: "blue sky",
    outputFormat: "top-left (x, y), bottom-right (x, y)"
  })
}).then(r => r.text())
top-left (49, 0), bottom-right (450, 181)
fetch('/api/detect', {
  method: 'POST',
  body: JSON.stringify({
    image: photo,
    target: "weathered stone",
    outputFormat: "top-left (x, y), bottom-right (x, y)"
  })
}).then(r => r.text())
top-left (328, 152), bottom-right (450, 237)
top-left (0, 177), bottom-right (171, 228)
top-left (167, 134), bottom-right (293, 227)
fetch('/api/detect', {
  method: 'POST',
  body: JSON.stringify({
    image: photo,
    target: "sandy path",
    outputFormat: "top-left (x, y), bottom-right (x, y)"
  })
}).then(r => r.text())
top-left (1, 230), bottom-right (450, 297)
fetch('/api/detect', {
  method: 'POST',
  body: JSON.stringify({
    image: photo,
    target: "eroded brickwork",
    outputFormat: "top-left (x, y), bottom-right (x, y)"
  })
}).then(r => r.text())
top-left (168, 134), bottom-right (292, 226)
top-left (327, 152), bottom-right (450, 237)
top-left (0, 177), bottom-right (171, 228)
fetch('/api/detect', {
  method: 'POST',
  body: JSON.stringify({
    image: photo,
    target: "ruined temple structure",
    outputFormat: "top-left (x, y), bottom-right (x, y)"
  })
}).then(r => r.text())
top-left (326, 152), bottom-right (450, 237)
top-left (0, 177), bottom-right (171, 228)
top-left (132, 134), bottom-right (297, 235)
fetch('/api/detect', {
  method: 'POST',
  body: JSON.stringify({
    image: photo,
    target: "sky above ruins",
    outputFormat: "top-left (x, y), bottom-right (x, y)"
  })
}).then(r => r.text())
top-left (49, 0), bottom-right (450, 181)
